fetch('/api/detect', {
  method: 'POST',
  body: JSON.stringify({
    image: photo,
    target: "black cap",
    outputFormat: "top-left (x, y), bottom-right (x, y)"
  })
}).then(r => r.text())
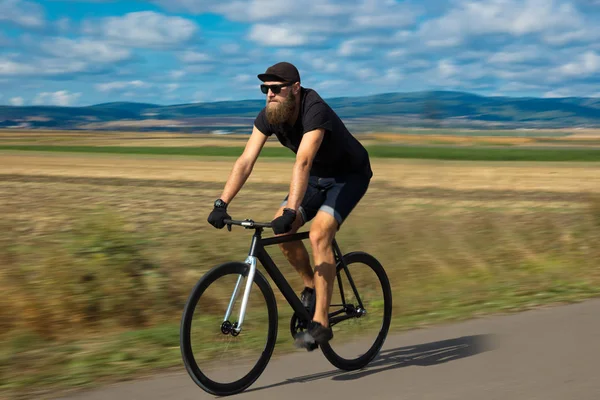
top-left (257, 62), bottom-right (301, 83)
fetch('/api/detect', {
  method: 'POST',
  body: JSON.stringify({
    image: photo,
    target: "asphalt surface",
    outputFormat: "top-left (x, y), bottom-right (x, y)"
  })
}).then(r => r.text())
top-left (59, 298), bottom-right (600, 400)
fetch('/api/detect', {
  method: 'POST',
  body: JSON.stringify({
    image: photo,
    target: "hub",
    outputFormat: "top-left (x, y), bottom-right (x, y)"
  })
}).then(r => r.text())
top-left (221, 321), bottom-right (241, 336)
top-left (221, 320), bottom-right (233, 335)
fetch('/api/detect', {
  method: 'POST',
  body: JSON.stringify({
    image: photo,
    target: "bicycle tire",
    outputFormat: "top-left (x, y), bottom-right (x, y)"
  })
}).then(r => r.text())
top-left (320, 251), bottom-right (392, 371)
top-left (180, 262), bottom-right (278, 396)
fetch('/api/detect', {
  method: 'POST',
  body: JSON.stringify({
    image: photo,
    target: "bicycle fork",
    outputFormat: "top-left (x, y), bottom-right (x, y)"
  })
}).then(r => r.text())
top-left (222, 232), bottom-right (260, 335)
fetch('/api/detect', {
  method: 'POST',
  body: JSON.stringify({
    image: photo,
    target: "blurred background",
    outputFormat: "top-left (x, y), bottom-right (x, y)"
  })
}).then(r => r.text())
top-left (1, 0), bottom-right (600, 399)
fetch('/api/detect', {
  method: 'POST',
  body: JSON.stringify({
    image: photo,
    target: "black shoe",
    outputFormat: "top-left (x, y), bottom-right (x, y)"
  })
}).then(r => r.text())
top-left (300, 286), bottom-right (315, 316)
top-left (294, 321), bottom-right (333, 351)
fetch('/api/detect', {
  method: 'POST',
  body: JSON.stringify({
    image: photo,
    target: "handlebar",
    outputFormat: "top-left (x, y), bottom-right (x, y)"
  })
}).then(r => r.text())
top-left (223, 218), bottom-right (273, 231)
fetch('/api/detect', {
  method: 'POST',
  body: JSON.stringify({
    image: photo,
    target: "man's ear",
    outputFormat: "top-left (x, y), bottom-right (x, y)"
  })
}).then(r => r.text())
top-left (294, 82), bottom-right (301, 95)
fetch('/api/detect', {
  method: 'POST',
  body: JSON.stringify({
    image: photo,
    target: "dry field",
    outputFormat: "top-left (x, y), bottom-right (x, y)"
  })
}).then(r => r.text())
top-left (2, 149), bottom-right (600, 324)
top-left (3, 129), bottom-right (600, 148)
top-left (2, 145), bottom-right (600, 400)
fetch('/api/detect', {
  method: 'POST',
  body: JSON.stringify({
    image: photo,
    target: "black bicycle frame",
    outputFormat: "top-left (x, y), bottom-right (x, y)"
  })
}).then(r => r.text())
top-left (245, 227), bottom-right (364, 326)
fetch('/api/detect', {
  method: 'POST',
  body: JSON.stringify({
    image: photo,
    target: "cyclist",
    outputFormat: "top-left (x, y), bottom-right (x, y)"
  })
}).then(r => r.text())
top-left (207, 61), bottom-right (373, 350)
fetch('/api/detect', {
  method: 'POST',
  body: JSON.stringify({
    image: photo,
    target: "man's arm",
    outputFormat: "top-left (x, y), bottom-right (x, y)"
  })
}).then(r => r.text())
top-left (285, 128), bottom-right (325, 211)
top-left (219, 125), bottom-right (268, 204)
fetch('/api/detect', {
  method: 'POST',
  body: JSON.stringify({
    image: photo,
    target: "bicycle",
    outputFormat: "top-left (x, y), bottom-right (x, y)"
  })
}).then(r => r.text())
top-left (180, 217), bottom-right (392, 396)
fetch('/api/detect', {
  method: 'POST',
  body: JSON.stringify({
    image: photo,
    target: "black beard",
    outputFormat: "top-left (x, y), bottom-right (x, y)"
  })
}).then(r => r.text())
top-left (266, 91), bottom-right (296, 125)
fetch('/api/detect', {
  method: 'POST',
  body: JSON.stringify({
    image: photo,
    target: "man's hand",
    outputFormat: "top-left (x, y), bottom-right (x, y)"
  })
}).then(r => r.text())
top-left (207, 206), bottom-right (231, 229)
top-left (272, 208), bottom-right (297, 234)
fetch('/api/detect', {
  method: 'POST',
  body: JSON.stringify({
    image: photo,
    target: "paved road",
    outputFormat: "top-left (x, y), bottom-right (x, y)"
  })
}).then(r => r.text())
top-left (59, 299), bottom-right (600, 400)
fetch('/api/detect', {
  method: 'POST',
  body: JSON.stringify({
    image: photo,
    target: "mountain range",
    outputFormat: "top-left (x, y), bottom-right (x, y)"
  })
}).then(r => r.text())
top-left (2, 91), bottom-right (600, 132)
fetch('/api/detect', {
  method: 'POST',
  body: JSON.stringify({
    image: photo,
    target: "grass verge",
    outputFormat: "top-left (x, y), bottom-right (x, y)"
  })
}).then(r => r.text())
top-left (3, 196), bottom-right (600, 399)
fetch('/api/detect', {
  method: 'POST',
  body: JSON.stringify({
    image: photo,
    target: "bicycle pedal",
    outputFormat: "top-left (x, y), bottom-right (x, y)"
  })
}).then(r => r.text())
top-left (294, 332), bottom-right (316, 351)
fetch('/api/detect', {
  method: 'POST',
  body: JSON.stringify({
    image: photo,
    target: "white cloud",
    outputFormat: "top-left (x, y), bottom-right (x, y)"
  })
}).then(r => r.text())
top-left (219, 0), bottom-right (300, 21)
top-left (338, 36), bottom-right (394, 56)
top-left (0, 57), bottom-right (88, 76)
top-left (151, 0), bottom-right (213, 14)
top-left (557, 51), bottom-right (600, 76)
top-left (222, 0), bottom-right (418, 46)
top-left (33, 90), bottom-right (81, 106)
top-left (42, 38), bottom-right (131, 63)
top-left (178, 51), bottom-right (212, 63)
top-left (96, 80), bottom-right (152, 92)
top-left (233, 74), bottom-right (252, 83)
top-left (87, 11), bottom-right (199, 49)
top-left (248, 24), bottom-right (311, 46)
top-left (418, 0), bottom-right (586, 47)
top-left (383, 67), bottom-right (404, 83)
top-left (543, 29), bottom-right (590, 45)
top-left (338, 39), bottom-right (371, 57)
top-left (426, 37), bottom-right (463, 48)
top-left (217, 0), bottom-right (416, 28)
top-left (220, 43), bottom-right (241, 54)
top-left (386, 49), bottom-right (408, 59)
top-left (498, 81), bottom-right (546, 93)
top-left (353, 67), bottom-right (377, 80)
top-left (10, 96), bottom-right (24, 106)
top-left (0, 0), bottom-right (45, 28)
top-left (0, 59), bottom-right (35, 75)
top-left (543, 89), bottom-right (574, 98)
top-left (308, 57), bottom-right (339, 73)
top-left (351, 0), bottom-right (416, 29)
top-left (539, 82), bottom-right (600, 98)
top-left (3, 0), bottom-right (600, 103)
top-left (169, 70), bottom-right (186, 79)
top-left (164, 83), bottom-right (179, 93)
top-left (487, 47), bottom-right (542, 64)
top-left (192, 90), bottom-right (206, 103)
top-left (184, 64), bottom-right (216, 74)
top-left (438, 59), bottom-right (459, 78)
top-left (315, 79), bottom-right (347, 90)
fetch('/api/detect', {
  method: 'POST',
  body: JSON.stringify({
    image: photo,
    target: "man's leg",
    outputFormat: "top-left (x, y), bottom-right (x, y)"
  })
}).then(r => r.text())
top-left (274, 206), bottom-right (314, 289)
top-left (308, 211), bottom-right (339, 328)
top-left (308, 173), bottom-right (371, 330)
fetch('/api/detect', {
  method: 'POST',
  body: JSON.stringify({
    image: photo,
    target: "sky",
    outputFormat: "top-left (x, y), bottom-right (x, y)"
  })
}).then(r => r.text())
top-left (1, 0), bottom-right (600, 107)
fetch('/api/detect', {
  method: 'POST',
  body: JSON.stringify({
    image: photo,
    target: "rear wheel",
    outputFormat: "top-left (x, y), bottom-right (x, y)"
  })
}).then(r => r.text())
top-left (320, 252), bottom-right (392, 370)
top-left (180, 262), bottom-right (278, 396)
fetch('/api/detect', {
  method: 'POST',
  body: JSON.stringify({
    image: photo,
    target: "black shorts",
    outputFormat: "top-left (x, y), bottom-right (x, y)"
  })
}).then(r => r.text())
top-left (281, 173), bottom-right (371, 226)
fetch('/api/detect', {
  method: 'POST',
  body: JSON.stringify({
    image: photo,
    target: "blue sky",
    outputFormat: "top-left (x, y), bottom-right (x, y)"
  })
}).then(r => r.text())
top-left (1, 0), bottom-right (600, 106)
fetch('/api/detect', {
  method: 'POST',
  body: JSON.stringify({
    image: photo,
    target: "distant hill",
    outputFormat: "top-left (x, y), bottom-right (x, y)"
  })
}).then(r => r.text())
top-left (2, 91), bottom-right (600, 131)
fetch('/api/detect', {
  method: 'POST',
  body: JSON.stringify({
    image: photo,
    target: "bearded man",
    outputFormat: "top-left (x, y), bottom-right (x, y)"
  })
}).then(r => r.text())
top-left (207, 62), bottom-right (373, 350)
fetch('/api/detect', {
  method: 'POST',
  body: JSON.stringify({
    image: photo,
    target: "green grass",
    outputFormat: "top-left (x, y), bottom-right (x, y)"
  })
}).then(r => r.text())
top-left (3, 172), bottom-right (600, 399)
top-left (2, 144), bottom-right (600, 161)
top-left (382, 128), bottom-right (574, 137)
top-left (4, 204), bottom-right (600, 399)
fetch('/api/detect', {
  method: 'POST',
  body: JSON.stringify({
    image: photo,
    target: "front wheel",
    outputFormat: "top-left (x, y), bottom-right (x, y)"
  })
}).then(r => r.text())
top-left (180, 262), bottom-right (278, 396)
top-left (320, 251), bottom-right (392, 371)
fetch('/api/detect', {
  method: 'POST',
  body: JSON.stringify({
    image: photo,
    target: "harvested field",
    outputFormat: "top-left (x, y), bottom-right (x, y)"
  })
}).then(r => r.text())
top-left (2, 152), bottom-right (599, 192)
top-left (2, 144), bottom-right (600, 400)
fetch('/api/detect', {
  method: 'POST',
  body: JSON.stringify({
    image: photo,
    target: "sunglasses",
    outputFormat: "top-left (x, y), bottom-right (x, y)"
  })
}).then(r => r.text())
top-left (260, 81), bottom-right (294, 94)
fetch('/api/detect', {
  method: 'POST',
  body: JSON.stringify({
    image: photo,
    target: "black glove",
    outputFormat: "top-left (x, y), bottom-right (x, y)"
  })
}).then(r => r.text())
top-left (272, 208), bottom-right (297, 235)
top-left (207, 206), bottom-right (230, 229)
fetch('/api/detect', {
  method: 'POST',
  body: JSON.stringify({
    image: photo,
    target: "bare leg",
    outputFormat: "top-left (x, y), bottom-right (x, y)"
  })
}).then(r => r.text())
top-left (274, 206), bottom-right (314, 289)
top-left (308, 211), bottom-right (339, 328)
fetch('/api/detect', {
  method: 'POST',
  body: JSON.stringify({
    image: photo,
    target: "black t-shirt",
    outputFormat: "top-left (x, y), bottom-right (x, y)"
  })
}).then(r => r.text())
top-left (254, 88), bottom-right (372, 178)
